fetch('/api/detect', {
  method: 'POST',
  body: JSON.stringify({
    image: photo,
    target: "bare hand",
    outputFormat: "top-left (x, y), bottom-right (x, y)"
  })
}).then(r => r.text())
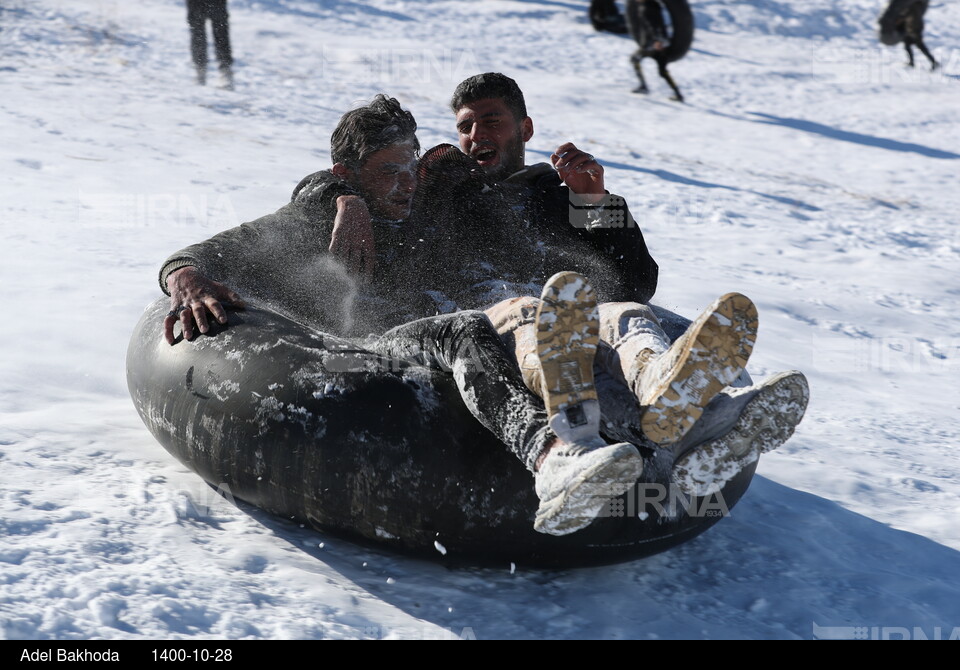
top-left (164, 266), bottom-right (245, 345)
top-left (329, 195), bottom-right (375, 278)
top-left (550, 142), bottom-right (605, 204)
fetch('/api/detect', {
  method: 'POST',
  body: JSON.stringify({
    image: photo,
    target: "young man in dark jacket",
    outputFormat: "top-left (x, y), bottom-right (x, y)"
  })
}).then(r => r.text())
top-left (442, 73), bottom-right (806, 496)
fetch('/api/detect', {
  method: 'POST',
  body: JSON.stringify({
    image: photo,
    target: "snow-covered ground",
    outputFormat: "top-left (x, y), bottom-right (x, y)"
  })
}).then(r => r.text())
top-left (2, 0), bottom-right (959, 639)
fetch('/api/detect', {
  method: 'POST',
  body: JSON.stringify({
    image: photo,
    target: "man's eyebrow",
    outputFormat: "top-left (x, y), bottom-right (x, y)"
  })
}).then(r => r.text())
top-left (457, 110), bottom-right (503, 127)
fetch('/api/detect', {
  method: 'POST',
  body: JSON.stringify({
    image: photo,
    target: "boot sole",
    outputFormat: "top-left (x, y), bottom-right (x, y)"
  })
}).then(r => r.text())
top-left (534, 443), bottom-right (643, 536)
top-left (672, 370), bottom-right (810, 497)
top-left (641, 292), bottom-right (758, 445)
top-left (535, 272), bottom-right (601, 424)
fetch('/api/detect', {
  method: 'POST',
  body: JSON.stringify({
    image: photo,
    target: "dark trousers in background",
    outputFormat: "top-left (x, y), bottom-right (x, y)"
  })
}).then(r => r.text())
top-left (186, 0), bottom-right (232, 78)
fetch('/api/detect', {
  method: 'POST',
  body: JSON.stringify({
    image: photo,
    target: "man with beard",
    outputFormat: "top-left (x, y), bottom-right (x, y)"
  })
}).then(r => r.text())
top-left (437, 73), bottom-right (806, 496)
top-left (446, 72), bottom-right (658, 304)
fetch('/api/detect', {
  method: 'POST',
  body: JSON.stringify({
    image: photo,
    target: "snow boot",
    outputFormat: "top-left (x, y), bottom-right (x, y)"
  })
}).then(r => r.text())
top-left (672, 370), bottom-right (810, 497)
top-left (533, 271), bottom-right (643, 536)
top-left (634, 293), bottom-right (758, 446)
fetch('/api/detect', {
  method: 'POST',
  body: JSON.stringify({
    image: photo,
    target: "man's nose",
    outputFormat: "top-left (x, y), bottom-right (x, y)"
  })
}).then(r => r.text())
top-left (398, 170), bottom-right (416, 192)
top-left (468, 122), bottom-right (487, 143)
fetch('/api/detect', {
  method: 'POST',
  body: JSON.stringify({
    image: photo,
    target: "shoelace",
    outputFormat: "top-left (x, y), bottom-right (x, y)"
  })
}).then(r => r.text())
top-left (553, 442), bottom-right (600, 459)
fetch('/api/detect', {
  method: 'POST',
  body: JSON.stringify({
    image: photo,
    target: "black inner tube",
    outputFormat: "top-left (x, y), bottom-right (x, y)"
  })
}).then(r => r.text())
top-left (626, 0), bottom-right (695, 63)
top-left (127, 298), bottom-right (756, 568)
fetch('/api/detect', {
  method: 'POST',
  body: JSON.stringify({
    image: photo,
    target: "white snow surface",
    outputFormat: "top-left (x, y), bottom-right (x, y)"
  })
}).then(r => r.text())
top-left (2, 0), bottom-right (959, 640)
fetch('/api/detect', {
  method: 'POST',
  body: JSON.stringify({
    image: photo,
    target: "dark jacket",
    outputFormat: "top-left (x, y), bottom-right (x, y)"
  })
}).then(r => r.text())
top-left (159, 149), bottom-right (658, 335)
top-left (159, 171), bottom-right (434, 337)
top-left (412, 145), bottom-right (659, 308)
top-left (879, 0), bottom-right (929, 45)
top-left (501, 161), bottom-right (659, 304)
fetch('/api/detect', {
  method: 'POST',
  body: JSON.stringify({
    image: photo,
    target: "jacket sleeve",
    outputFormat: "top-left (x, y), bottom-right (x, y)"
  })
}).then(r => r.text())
top-left (157, 204), bottom-right (314, 295)
top-left (159, 170), bottom-right (354, 295)
top-left (536, 176), bottom-right (659, 304)
top-left (572, 190), bottom-right (659, 304)
top-left (292, 170), bottom-right (359, 221)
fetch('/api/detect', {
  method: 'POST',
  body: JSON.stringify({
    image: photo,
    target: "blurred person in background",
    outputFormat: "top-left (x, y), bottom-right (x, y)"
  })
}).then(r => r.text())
top-left (590, 0), bottom-right (627, 34)
top-left (185, 0), bottom-right (234, 89)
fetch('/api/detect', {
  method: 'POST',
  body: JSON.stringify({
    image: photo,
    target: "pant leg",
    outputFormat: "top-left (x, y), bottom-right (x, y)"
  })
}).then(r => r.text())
top-left (208, 0), bottom-right (233, 69)
top-left (598, 301), bottom-right (669, 395)
top-left (484, 296), bottom-right (542, 395)
top-left (370, 311), bottom-right (553, 472)
top-left (185, 0), bottom-right (208, 72)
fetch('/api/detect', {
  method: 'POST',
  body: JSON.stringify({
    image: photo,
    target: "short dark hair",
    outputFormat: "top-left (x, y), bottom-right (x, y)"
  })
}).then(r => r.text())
top-left (450, 72), bottom-right (527, 121)
top-left (330, 94), bottom-right (419, 170)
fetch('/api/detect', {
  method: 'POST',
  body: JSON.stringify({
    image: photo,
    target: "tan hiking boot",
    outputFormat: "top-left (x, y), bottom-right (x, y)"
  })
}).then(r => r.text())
top-left (636, 293), bottom-right (759, 445)
top-left (535, 271), bottom-right (601, 428)
top-left (533, 271), bottom-right (643, 536)
top-left (672, 370), bottom-right (810, 497)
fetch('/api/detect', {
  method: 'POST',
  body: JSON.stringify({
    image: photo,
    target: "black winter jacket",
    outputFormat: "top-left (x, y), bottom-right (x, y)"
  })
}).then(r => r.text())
top-left (158, 148), bottom-right (658, 336)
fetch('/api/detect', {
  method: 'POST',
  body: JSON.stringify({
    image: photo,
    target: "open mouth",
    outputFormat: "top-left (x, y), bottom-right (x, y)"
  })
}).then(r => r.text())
top-left (472, 147), bottom-right (498, 165)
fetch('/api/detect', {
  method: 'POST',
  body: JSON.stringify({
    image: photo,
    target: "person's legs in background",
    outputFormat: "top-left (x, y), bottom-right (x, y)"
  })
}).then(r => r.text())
top-left (185, 0), bottom-right (209, 85)
top-left (208, 0), bottom-right (234, 88)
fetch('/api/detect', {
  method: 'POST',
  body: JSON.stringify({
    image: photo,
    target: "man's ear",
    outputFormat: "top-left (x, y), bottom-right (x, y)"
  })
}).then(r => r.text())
top-left (331, 162), bottom-right (352, 181)
top-left (521, 116), bottom-right (534, 143)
